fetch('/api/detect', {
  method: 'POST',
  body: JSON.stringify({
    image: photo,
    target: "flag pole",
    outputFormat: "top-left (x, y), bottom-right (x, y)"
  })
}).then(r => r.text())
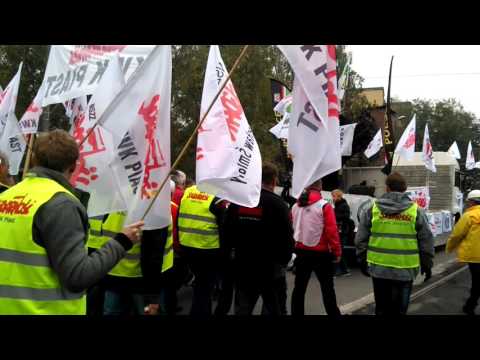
top-left (140, 45), bottom-right (250, 220)
top-left (22, 134), bottom-right (35, 179)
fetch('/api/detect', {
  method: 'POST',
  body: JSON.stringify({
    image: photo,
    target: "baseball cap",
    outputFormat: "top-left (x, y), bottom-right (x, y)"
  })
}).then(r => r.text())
top-left (467, 190), bottom-right (480, 201)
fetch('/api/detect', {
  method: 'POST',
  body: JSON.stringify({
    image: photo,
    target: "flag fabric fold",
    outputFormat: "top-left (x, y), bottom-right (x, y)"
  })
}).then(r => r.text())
top-left (422, 124), bottom-right (436, 173)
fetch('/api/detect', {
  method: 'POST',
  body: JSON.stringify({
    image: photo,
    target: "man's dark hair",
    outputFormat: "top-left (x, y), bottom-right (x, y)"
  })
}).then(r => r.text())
top-left (33, 129), bottom-right (79, 173)
top-left (385, 172), bottom-right (407, 192)
top-left (262, 162), bottom-right (278, 185)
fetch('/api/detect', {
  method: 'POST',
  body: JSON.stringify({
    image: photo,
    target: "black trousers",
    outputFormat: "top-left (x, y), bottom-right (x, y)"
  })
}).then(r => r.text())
top-left (291, 250), bottom-right (341, 316)
top-left (465, 263), bottom-right (480, 311)
top-left (182, 246), bottom-right (221, 316)
top-left (214, 253), bottom-right (235, 316)
top-left (234, 263), bottom-right (281, 316)
top-left (371, 277), bottom-right (413, 315)
top-left (261, 274), bottom-right (288, 315)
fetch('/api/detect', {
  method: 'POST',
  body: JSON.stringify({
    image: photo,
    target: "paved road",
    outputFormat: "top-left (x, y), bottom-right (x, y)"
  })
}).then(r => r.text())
top-left (176, 234), bottom-right (457, 315)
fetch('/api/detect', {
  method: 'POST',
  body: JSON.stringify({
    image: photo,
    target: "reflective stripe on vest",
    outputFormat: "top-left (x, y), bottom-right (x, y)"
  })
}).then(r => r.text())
top-left (367, 202), bottom-right (420, 269)
top-left (0, 177), bottom-right (86, 315)
top-left (108, 211), bottom-right (174, 278)
top-left (178, 186), bottom-right (219, 249)
top-left (87, 216), bottom-right (106, 249)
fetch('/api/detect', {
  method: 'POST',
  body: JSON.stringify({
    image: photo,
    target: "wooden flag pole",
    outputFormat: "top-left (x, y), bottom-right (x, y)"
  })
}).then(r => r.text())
top-left (22, 134), bottom-right (35, 179)
top-left (141, 45), bottom-right (250, 220)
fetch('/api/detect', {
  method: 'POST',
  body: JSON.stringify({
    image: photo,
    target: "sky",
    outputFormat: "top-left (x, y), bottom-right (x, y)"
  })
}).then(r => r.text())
top-left (347, 45), bottom-right (480, 119)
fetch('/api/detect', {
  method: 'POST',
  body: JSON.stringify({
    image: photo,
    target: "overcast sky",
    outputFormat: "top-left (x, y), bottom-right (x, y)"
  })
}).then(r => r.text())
top-left (347, 45), bottom-right (480, 119)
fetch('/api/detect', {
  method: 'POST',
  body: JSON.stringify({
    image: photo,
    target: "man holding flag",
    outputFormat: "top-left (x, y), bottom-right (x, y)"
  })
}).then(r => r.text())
top-left (0, 129), bottom-right (144, 315)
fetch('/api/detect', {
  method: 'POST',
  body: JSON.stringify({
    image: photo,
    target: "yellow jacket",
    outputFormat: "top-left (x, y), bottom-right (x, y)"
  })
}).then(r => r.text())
top-left (447, 205), bottom-right (480, 263)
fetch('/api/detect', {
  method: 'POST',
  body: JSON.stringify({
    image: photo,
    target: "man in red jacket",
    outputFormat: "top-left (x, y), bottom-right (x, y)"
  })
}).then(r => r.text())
top-left (291, 179), bottom-right (342, 316)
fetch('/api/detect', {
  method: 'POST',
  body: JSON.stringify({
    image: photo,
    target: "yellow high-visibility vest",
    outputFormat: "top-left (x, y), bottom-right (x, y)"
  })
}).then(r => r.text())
top-left (0, 177), bottom-right (86, 315)
top-left (178, 186), bottom-right (219, 249)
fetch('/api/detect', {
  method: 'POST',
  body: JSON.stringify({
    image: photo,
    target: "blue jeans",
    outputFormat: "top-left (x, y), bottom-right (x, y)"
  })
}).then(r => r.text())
top-left (103, 290), bottom-right (145, 316)
top-left (372, 277), bottom-right (413, 315)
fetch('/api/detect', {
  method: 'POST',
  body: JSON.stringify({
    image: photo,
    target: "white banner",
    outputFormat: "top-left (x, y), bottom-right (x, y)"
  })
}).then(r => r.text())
top-left (448, 141), bottom-right (461, 160)
top-left (269, 118), bottom-right (289, 140)
top-left (70, 55), bottom-right (127, 217)
top-left (422, 124), bottom-right (436, 173)
top-left (41, 45), bottom-right (155, 106)
top-left (0, 64), bottom-right (26, 175)
top-left (405, 186), bottom-right (430, 210)
top-left (277, 45), bottom-right (331, 129)
top-left (395, 114), bottom-right (416, 161)
top-left (364, 129), bottom-right (383, 158)
top-left (196, 45), bottom-right (262, 208)
top-left (466, 140), bottom-right (475, 170)
top-left (101, 46), bottom-right (172, 230)
top-left (288, 45), bottom-right (341, 198)
top-left (19, 82), bottom-right (46, 135)
top-left (340, 123), bottom-right (357, 156)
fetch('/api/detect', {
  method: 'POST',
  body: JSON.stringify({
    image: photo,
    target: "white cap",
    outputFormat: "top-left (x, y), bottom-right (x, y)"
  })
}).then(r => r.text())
top-left (467, 190), bottom-right (480, 201)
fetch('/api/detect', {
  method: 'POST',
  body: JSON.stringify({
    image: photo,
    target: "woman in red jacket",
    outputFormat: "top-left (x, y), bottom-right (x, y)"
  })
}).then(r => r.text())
top-left (291, 179), bottom-right (342, 316)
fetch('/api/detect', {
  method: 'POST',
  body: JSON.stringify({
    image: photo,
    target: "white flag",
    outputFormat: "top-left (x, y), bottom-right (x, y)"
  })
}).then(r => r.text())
top-left (448, 141), bottom-right (461, 160)
top-left (340, 123), bottom-right (357, 156)
top-left (466, 141), bottom-right (475, 170)
top-left (395, 114), bottom-right (416, 161)
top-left (364, 129), bottom-right (383, 158)
top-left (288, 45), bottom-right (341, 198)
top-left (70, 55), bottom-right (127, 217)
top-left (422, 124), bottom-right (436, 173)
top-left (19, 82), bottom-right (46, 135)
top-left (0, 63), bottom-right (26, 175)
top-left (337, 51), bottom-right (351, 102)
top-left (196, 45), bottom-right (262, 207)
top-left (269, 117), bottom-right (289, 140)
top-left (41, 45), bottom-right (156, 106)
top-left (277, 45), bottom-right (332, 129)
top-left (100, 45), bottom-right (172, 230)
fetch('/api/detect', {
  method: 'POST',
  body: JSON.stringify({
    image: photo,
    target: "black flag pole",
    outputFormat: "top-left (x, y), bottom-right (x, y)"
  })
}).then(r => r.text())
top-left (381, 56), bottom-right (395, 175)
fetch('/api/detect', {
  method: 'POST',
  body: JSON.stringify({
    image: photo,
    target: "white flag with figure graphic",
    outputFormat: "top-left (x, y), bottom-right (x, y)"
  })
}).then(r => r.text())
top-left (466, 141), bottom-right (475, 170)
top-left (19, 82), bottom-right (46, 135)
top-left (0, 63), bottom-right (26, 175)
top-left (277, 45), bottom-right (335, 129)
top-left (448, 141), bottom-right (461, 160)
top-left (98, 46), bottom-right (172, 230)
top-left (69, 55), bottom-right (128, 217)
top-left (287, 45), bottom-right (341, 198)
top-left (364, 129), bottom-right (383, 158)
top-left (422, 124), bottom-right (436, 173)
top-left (395, 114), bottom-right (416, 161)
top-left (196, 45), bottom-right (262, 207)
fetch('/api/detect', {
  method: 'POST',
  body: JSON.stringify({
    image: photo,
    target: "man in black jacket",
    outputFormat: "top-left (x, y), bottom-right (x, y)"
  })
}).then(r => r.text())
top-left (225, 162), bottom-right (294, 315)
top-left (332, 190), bottom-right (352, 276)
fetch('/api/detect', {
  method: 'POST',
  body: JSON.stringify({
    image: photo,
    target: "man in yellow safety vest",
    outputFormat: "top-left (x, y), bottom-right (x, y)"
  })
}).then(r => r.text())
top-left (0, 130), bottom-right (144, 315)
top-left (178, 184), bottom-right (227, 316)
top-left (355, 172), bottom-right (434, 315)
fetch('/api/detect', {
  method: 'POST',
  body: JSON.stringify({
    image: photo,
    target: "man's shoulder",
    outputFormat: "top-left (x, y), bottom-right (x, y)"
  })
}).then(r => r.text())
top-left (261, 190), bottom-right (289, 210)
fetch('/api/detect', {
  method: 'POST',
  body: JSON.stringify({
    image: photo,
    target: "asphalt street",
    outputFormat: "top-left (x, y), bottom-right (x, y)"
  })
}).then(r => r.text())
top-left (175, 234), bottom-right (461, 315)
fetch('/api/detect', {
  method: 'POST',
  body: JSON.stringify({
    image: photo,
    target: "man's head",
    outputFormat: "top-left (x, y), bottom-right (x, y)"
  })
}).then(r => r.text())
top-left (0, 152), bottom-right (11, 185)
top-left (307, 179), bottom-right (322, 192)
top-left (331, 189), bottom-right (344, 203)
top-left (262, 162), bottom-right (279, 191)
top-left (385, 172), bottom-right (407, 193)
top-left (171, 170), bottom-right (186, 189)
top-left (32, 129), bottom-right (79, 180)
top-left (467, 190), bottom-right (480, 207)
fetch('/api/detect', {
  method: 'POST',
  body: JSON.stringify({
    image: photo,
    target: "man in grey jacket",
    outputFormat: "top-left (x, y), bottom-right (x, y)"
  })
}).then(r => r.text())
top-left (0, 129), bottom-right (144, 314)
top-left (355, 172), bottom-right (434, 315)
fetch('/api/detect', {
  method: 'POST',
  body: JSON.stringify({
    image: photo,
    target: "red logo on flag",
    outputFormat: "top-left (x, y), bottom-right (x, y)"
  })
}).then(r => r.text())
top-left (138, 94), bottom-right (167, 200)
top-left (403, 129), bottom-right (415, 149)
top-left (220, 82), bottom-right (244, 142)
top-left (26, 102), bottom-right (39, 113)
top-left (70, 112), bottom-right (107, 187)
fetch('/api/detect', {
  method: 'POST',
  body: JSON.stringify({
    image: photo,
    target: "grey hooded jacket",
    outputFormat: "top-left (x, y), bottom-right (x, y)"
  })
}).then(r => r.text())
top-left (355, 192), bottom-right (434, 282)
top-left (29, 166), bottom-right (132, 293)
